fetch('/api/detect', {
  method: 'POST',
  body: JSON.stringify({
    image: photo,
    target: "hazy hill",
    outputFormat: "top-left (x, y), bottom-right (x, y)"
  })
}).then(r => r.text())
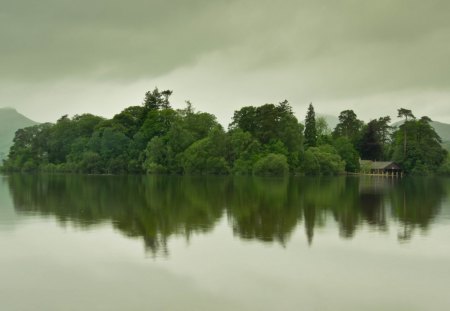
top-left (0, 108), bottom-right (38, 160)
top-left (443, 141), bottom-right (450, 151)
top-left (427, 120), bottom-right (450, 143)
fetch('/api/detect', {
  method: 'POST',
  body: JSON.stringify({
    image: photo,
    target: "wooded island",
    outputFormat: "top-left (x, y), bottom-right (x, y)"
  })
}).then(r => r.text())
top-left (2, 89), bottom-right (449, 175)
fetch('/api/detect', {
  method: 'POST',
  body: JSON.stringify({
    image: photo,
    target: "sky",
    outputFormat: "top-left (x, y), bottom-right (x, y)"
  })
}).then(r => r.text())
top-left (1, 0), bottom-right (450, 125)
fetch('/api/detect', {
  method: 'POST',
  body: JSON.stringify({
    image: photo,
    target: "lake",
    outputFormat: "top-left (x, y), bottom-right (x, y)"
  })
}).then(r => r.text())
top-left (1, 174), bottom-right (450, 311)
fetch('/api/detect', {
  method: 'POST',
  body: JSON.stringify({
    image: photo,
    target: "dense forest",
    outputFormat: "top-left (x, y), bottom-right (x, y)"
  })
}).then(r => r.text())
top-left (1, 88), bottom-right (449, 175)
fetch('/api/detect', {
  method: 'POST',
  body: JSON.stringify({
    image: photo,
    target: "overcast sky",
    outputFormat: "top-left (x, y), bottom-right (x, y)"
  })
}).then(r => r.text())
top-left (1, 0), bottom-right (450, 125)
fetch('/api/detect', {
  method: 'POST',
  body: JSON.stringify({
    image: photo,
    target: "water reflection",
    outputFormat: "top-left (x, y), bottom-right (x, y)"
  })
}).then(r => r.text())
top-left (390, 178), bottom-right (446, 241)
top-left (6, 174), bottom-right (449, 254)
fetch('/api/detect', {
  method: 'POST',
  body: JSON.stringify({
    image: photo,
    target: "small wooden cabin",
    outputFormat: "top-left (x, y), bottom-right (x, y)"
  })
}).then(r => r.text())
top-left (360, 160), bottom-right (403, 176)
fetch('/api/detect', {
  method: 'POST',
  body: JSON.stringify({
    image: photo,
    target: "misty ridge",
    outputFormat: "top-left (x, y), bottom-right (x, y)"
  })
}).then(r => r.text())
top-left (1, 88), bottom-right (449, 176)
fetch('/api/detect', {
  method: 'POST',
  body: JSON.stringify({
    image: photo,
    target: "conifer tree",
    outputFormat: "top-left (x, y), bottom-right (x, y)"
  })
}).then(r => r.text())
top-left (304, 103), bottom-right (317, 148)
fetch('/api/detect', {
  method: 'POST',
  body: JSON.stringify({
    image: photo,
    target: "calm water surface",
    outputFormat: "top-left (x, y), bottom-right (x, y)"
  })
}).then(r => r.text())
top-left (1, 174), bottom-right (450, 311)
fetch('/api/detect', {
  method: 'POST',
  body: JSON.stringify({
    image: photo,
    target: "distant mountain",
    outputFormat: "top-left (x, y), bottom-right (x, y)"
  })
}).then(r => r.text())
top-left (427, 120), bottom-right (450, 143)
top-left (0, 108), bottom-right (38, 160)
top-left (392, 119), bottom-right (450, 151)
top-left (443, 141), bottom-right (450, 151)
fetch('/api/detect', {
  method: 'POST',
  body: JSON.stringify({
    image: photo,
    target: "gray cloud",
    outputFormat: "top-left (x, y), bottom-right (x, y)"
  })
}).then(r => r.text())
top-left (1, 0), bottom-right (239, 80)
top-left (1, 0), bottom-right (450, 122)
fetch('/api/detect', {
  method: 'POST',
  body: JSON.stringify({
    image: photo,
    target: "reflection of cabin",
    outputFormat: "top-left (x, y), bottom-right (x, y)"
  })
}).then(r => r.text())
top-left (360, 160), bottom-right (403, 177)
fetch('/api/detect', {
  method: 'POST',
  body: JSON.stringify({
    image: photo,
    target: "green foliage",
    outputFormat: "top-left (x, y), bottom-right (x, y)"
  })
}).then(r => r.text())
top-left (333, 110), bottom-right (363, 145)
top-left (227, 129), bottom-right (261, 175)
top-left (302, 145), bottom-right (345, 175)
top-left (397, 108), bottom-right (415, 121)
top-left (2, 89), bottom-right (447, 176)
top-left (360, 161), bottom-right (372, 174)
top-left (438, 155), bottom-right (450, 176)
top-left (230, 100), bottom-right (303, 171)
top-left (333, 137), bottom-right (360, 172)
top-left (230, 101), bottom-right (303, 151)
top-left (145, 162), bottom-right (168, 174)
top-left (143, 87), bottom-right (173, 110)
top-left (137, 109), bottom-right (179, 143)
top-left (79, 151), bottom-right (103, 174)
top-left (46, 114), bottom-right (104, 164)
top-left (144, 136), bottom-right (166, 168)
top-left (316, 116), bottom-right (332, 146)
top-left (359, 117), bottom-right (391, 161)
top-left (182, 126), bottom-right (230, 175)
top-left (2, 123), bottom-right (52, 171)
top-left (252, 153), bottom-right (289, 176)
top-left (263, 140), bottom-right (288, 156)
top-left (304, 103), bottom-right (317, 148)
top-left (111, 106), bottom-right (147, 138)
top-left (392, 115), bottom-right (447, 174)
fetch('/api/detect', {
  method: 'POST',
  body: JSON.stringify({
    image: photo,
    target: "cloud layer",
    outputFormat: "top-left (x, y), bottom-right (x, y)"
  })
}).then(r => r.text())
top-left (1, 0), bottom-right (450, 123)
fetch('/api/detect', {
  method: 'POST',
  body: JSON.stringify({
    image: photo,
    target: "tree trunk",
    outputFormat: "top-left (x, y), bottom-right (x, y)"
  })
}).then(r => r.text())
top-left (403, 117), bottom-right (407, 159)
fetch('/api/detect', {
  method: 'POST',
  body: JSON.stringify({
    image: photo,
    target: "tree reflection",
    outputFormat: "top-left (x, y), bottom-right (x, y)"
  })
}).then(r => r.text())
top-left (7, 174), bottom-right (225, 255)
top-left (6, 174), bottom-right (448, 253)
top-left (390, 177), bottom-right (445, 241)
top-left (226, 177), bottom-right (301, 245)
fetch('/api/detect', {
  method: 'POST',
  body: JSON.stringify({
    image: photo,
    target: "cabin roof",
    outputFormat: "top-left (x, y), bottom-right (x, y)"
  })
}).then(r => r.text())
top-left (371, 161), bottom-right (397, 169)
top-left (360, 160), bottom-right (402, 170)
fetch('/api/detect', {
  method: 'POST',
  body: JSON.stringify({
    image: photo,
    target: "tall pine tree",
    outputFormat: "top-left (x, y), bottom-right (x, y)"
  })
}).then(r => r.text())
top-left (304, 103), bottom-right (317, 148)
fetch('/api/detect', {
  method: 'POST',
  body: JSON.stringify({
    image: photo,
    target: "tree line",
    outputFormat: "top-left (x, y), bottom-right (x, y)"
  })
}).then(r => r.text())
top-left (1, 88), bottom-right (449, 175)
